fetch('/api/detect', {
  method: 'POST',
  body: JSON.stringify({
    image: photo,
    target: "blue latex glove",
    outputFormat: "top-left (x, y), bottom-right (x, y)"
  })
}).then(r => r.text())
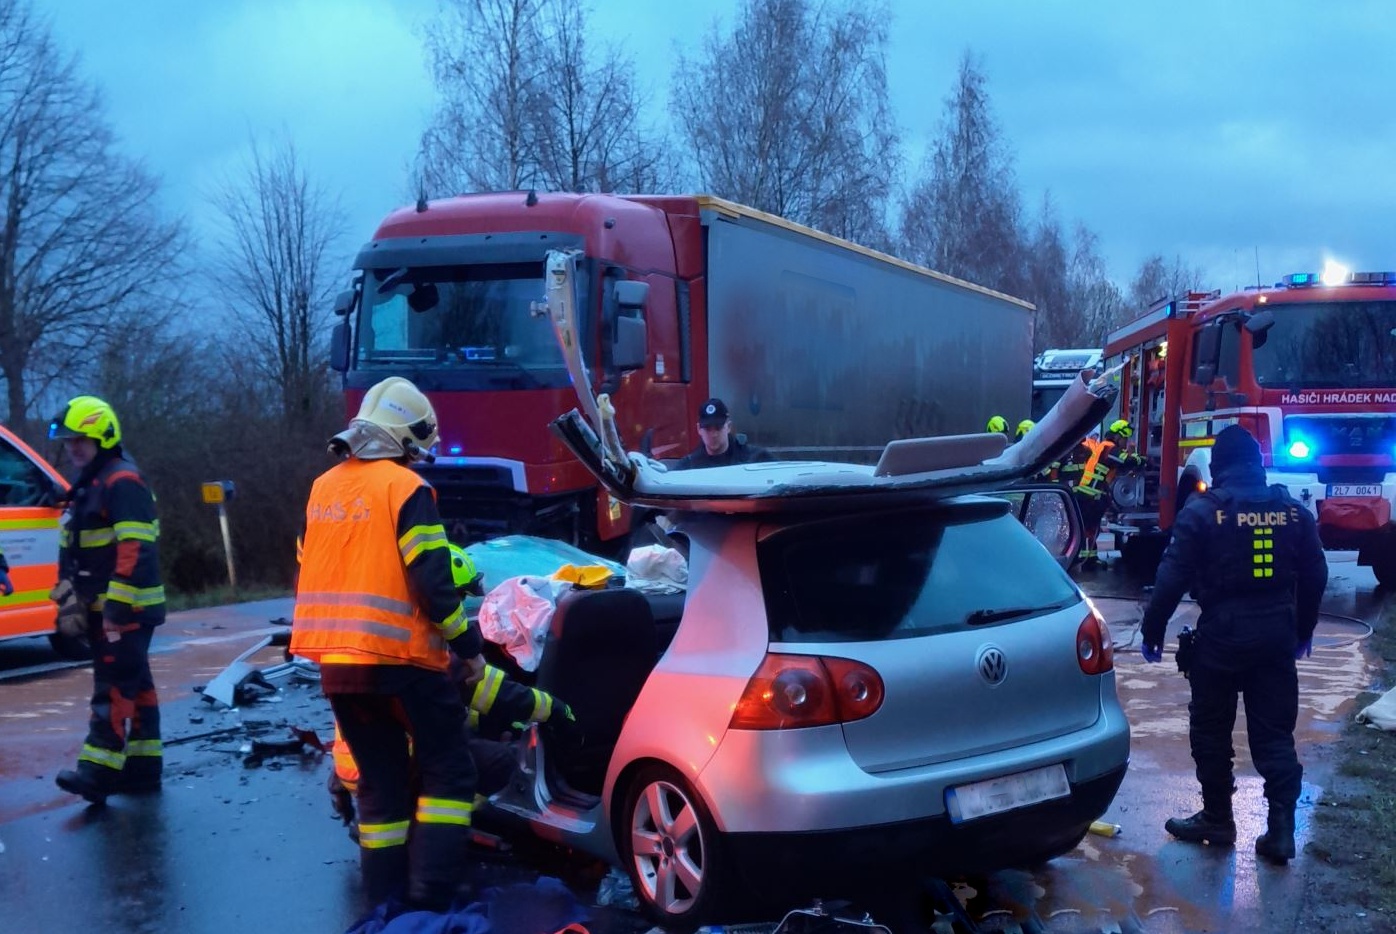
top-left (1295, 640), bottom-right (1313, 660)
top-left (1141, 642), bottom-right (1164, 664)
top-left (0, 568), bottom-right (12, 597)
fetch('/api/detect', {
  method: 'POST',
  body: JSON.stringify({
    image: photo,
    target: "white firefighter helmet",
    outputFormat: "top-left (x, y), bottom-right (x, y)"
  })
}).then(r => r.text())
top-left (349, 377), bottom-right (439, 458)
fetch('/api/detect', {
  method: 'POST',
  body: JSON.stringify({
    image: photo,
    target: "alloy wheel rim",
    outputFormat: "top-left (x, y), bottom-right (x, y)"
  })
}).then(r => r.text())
top-left (630, 779), bottom-right (705, 914)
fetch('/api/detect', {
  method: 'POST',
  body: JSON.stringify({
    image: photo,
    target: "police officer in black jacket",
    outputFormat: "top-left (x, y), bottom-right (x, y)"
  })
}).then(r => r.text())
top-left (673, 398), bottom-right (772, 469)
top-left (1140, 425), bottom-right (1328, 864)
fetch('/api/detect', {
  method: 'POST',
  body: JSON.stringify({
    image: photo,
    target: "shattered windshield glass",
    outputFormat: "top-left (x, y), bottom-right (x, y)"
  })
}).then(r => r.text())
top-left (355, 262), bottom-right (587, 388)
top-left (1252, 300), bottom-right (1396, 390)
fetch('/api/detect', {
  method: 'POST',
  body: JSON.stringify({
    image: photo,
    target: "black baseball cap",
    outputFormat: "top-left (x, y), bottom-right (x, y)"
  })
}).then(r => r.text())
top-left (697, 398), bottom-right (730, 427)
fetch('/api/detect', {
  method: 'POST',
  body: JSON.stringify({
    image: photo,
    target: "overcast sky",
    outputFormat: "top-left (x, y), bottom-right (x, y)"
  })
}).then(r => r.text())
top-left (42, 0), bottom-right (1396, 295)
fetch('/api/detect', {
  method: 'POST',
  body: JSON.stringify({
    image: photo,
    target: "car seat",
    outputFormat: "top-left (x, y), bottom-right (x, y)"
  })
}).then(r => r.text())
top-left (534, 588), bottom-right (657, 795)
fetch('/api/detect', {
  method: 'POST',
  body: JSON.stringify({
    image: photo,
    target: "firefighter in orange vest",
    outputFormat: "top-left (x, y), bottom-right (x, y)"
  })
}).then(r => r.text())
top-left (1068, 419), bottom-right (1144, 567)
top-left (326, 545), bottom-right (583, 837)
top-left (49, 396), bottom-right (166, 805)
top-left (292, 377), bottom-right (485, 911)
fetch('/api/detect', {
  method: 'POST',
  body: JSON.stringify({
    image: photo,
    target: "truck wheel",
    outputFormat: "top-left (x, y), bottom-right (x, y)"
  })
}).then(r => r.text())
top-left (621, 764), bottom-right (731, 927)
top-left (48, 630), bottom-right (92, 661)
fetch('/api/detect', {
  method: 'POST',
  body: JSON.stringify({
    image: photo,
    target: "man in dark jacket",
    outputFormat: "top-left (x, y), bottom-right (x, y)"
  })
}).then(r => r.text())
top-left (1140, 425), bottom-right (1328, 864)
top-left (49, 396), bottom-right (166, 804)
top-left (673, 398), bottom-right (771, 469)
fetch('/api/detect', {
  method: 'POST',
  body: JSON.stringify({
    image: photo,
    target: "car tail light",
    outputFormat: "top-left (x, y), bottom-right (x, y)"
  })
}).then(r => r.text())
top-left (729, 653), bottom-right (885, 730)
top-left (1076, 606), bottom-right (1114, 675)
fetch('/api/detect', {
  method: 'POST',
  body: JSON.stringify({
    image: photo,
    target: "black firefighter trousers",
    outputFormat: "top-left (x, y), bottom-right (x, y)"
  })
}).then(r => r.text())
top-left (1188, 654), bottom-right (1302, 812)
top-left (331, 669), bottom-right (479, 908)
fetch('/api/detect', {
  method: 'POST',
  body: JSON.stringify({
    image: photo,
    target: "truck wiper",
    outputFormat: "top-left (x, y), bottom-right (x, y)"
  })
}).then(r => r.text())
top-left (965, 606), bottom-right (1040, 625)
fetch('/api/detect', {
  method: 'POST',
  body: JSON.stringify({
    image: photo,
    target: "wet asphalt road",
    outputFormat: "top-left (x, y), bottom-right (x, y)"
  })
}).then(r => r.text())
top-left (0, 556), bottom-right (1388, 934)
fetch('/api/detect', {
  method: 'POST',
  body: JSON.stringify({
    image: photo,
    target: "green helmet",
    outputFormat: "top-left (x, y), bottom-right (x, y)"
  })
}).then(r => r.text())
top-left (448, 544), bottom-right (483, 595)
top-left (986, 415), bottom-right (1008, 434)
top-left (1016, 419), bottom-right (1035, 439)
top-left (1108, 419), bottom-right (1133, 438)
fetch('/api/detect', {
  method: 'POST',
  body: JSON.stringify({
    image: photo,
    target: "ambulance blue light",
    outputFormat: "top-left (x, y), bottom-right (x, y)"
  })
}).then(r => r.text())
top-left (449, 444), bottom-right (462, 455)
top-left (1287, 439), bottom-right (1312, 460)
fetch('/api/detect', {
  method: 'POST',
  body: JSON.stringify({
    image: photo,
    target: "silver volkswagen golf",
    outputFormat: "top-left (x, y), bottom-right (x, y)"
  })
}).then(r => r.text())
top-left (483, 473), bottom-right (1129, 928)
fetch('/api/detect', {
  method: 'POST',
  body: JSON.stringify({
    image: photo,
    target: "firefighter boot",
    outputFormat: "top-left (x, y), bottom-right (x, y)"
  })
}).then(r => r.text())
top-left (360, 845), bottom-right (409, 906)
top-left (1255, 805), bottom-right (1297, 865)
top-left (113, 757), bottom-right (163, 794)
top-left (55, 761), bottom-right (118, 806)
top-left (1164, 805), bottom-right (1236, 846)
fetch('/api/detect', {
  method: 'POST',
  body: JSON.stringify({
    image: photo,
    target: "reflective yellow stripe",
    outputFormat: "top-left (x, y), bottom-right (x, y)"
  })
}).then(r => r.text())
top-left (114, 520), bottom-right (157, 542)
top-left (79, 744), bottom-right (126, 770)
top-left (398, 524), bottom-right (448, 564)
top-left (439, 602), bottom-right (469, 641)
top-left (467, 708), bottom-right (480, 729)
top-left (297, 592), bottom-right (416, 616)
top-left (125, 739), bottom-right (163, 757)
top-left (106, 581), bottom-right (166, 607)
top-left (480, 668), bottom-right (505, 712)
top-left (531, 688), bottom-right (553, 722)
top-left (0, 517), bottom-right (58, 531)
top-left (358, 820), bottom-right (410, 849)
top-left (79, 527), bottom-right (116, 547)
top-left (416, 796), bottom-right (473, 826)
top-left (0, 588), bottom-right (50, 607)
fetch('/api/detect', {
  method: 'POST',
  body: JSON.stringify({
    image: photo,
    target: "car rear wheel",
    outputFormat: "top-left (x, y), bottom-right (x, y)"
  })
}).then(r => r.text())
top-left (621, 764), bottom-right (729, 927)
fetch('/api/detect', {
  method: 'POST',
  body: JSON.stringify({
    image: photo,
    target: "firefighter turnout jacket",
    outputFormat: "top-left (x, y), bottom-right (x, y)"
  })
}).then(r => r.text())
top-left (292, 458), bottom-right (482, 669)
top-left (59, 452), bottom-right (164, 624)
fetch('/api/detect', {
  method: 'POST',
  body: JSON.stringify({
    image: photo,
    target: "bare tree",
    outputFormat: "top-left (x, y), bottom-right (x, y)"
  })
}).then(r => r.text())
top-left (418, 0), bottom-right (547, 195)
top-left (417, 0), bottom-right (670, 197)
top-left (1025, 193), bottom-right (1073, 352)
top-left (900, 52), bottom-right (1024, 295)
top-left (0, 1), bottom-right (182, 433)
top-left (1129, 253), bottom-right (1207, 312)
top-left (672, 0), bottom-right (900, 246)
top-left (209, 137), bottom-right (345, 423)
top-left (528, 2), bottom-right (674, 193)
top-left (1069, 224), bottom-right (1127, 343)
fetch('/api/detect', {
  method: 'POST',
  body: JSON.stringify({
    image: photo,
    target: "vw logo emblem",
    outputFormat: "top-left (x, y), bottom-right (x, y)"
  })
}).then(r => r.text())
top-left (977, 646), bottom-right (1008, 686)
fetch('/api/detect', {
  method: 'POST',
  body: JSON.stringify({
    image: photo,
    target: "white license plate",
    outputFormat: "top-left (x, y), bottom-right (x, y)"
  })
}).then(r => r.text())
top-left (1327, 484), bottom-right (1383, 498)
top-left (945, 764), bottom-right (1071, 823)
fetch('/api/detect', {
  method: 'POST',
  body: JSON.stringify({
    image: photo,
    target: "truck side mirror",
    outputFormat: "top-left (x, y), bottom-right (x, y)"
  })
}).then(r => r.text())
top-left (613, 316), bottom-right (647, 370)
top-left (1245, 309), bottom-right (1275, 349)
top-left (333, 289), bottom-right (354, 317)
top-left (329, 321), bottom-right (351, 372)
top-left (1192, 322), bottom-right (1222, 385)
top-left (614, 280), bottom-right (649, 311)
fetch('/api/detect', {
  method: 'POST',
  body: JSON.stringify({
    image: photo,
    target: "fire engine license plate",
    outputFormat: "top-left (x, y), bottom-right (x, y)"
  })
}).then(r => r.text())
top-left (945, 764), bottom-right (1071, 823)
top-left (1328, 484), bottom-right (1382, 498)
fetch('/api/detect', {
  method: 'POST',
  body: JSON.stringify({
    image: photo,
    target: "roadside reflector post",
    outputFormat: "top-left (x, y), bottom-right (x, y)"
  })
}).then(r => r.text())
top-left (201, 481), bottom-right (238, 591)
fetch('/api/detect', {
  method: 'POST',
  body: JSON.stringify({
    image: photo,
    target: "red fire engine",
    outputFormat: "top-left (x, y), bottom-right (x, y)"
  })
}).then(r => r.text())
top-left (1103, 268), bottom-right (1396, 587)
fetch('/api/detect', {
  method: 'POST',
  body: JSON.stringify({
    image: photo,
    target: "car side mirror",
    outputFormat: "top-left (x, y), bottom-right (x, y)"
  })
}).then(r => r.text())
top-left (329, 321), bottom-right (351, 372)
top-left (991, 484), bottom-right (1083, 570)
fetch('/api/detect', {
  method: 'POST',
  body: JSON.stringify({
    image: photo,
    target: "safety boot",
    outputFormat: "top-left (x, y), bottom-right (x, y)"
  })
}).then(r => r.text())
top-left (1164, 808), bottom-right (1236, 846)
top-left (1255, 805), bottom-right (1297, 865)
top-left (55, 761), bottom-right (118, 805)
top-left (112, 758), bottom-right (163, 794)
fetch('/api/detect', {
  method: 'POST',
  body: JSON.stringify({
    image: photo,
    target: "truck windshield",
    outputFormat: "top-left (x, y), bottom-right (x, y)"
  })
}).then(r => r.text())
top-left (355, 262), bottom-right (582, 388)
top-left (1252, 300), bottom-right (1396, 389)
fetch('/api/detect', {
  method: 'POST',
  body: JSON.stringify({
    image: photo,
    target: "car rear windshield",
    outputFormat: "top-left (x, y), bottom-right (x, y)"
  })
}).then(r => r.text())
top-left (758, 508), bottom-right (1080, 643)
